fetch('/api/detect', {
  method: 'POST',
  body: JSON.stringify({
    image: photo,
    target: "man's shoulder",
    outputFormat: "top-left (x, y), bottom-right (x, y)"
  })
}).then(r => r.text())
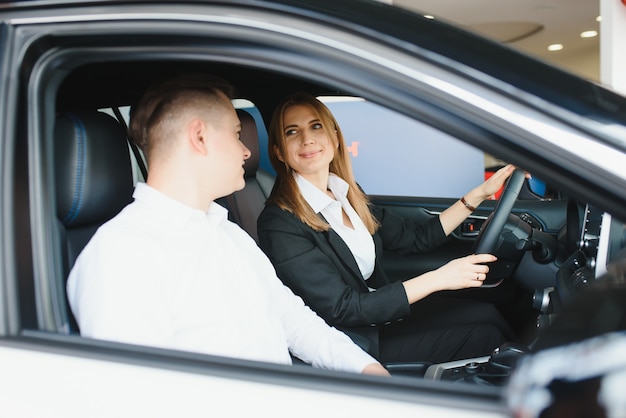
top-left (96, 202), bottom-right (141, 233)
top-left (83, 202), bottom-right (158, 252)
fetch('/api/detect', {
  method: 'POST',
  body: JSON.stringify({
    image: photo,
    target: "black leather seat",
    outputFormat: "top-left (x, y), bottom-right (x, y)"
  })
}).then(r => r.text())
top-left (219, 109), bottom-right (274, 243)
top-left (54, 110), bottom-right (134, 332)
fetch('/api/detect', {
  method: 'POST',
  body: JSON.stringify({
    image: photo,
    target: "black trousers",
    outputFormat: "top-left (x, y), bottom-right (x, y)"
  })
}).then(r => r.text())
top-left (378, 295), bottom-right (516, 364)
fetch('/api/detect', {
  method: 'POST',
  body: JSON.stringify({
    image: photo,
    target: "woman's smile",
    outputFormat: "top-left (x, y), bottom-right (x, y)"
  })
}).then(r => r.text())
top-left (299, 149), bottom-right (323, 158)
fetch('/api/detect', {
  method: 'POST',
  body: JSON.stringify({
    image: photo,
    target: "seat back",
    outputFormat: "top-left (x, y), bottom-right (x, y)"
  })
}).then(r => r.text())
top-left (54, 110), bottom-right (134, 332)
top-left (220, 109), bottom-right (274, 243)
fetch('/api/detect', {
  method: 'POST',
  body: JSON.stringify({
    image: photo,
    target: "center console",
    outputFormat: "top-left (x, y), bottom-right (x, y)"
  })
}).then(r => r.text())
top-left (424, 342), bottom-right (528, 385)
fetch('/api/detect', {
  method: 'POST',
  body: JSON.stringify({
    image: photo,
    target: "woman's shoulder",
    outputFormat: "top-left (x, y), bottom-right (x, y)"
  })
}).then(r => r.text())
top-left (259, 201), bottom-right (286, 216)
top-left (258, 202), bottom-right (298, 227)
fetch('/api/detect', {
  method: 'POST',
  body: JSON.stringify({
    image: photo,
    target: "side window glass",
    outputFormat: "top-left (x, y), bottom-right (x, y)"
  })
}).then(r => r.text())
top-left (319, 97), bottom-right (485, 198)
top-left (100, 106), bottom-right (145, 185)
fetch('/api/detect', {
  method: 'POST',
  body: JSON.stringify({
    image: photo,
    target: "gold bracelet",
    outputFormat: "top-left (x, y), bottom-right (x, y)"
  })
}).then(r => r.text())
top-left (460, 196), bottom-right (476, 212)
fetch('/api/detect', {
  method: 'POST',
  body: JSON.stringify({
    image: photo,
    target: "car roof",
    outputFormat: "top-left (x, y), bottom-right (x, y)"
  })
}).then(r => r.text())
top-left (4, 0), bottom-right (623, 125)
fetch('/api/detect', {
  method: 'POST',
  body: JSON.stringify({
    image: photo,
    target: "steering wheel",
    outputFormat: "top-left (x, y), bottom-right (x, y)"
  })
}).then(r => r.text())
top-left (473, 168), bottom-right (526, 287)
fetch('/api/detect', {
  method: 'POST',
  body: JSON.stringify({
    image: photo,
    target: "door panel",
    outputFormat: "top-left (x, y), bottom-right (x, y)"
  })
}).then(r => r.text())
top-left (370, 193), bottom-right (567, 341)
top-left (369, 195), bottom-right (569, 283)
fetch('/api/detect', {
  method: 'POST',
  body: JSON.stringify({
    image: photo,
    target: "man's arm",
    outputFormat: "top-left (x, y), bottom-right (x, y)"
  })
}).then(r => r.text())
top-left (254, 253), bottom-right (387, 374)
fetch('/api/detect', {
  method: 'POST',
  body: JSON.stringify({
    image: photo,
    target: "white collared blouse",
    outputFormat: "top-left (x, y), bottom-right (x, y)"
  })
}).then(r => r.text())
top-left (296, 174), bottom-right (376, 281)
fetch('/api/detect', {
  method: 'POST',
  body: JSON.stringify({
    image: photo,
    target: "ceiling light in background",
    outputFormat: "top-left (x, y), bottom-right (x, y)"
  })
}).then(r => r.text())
top-left (596, 16), bottom-right (602, 22)
top-left (580, 30), bottom-right (598, 38)
top-left (467, 21), bottom-right (543, 43)
top-left (423, 14), bottom-right (435, 19)
top-left (548, 44), bottom-right (563, 52)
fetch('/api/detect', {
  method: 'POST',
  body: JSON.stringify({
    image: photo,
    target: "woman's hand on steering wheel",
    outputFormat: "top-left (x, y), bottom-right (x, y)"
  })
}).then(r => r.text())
top-left (479, 164), bottom-right (517, 200)
top-left (433, 254), bottom-right (498, 290)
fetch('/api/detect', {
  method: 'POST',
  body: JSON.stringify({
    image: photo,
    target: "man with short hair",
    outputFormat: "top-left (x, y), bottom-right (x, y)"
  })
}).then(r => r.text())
top-left (67, 76), bottom-right (388, 375)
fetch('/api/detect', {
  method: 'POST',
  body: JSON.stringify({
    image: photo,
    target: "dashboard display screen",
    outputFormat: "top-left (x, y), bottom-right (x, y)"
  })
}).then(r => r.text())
top-left (596, 214), bottom-right (626, 278)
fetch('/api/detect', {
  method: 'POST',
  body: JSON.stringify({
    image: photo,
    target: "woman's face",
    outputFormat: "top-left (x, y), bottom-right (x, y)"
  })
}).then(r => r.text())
top-left (277, 103), bottom-right (337, 182)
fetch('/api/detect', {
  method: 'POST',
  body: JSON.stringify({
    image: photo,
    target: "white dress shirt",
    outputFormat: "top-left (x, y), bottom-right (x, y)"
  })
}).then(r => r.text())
top-left (67, 182), bottom-right (375, 373)
top-left (296, 174), bottom-right (376, 281)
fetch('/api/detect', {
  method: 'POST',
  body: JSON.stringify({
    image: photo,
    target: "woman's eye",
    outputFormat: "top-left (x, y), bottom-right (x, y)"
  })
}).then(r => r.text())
top-left (285, 129), bottom-right (297, 137)
top-left (312, 123), bottom-right (322, 130)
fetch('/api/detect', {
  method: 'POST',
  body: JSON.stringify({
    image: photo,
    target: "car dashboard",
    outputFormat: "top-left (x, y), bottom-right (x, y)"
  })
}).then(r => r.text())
top-left (423, 202), bottom-right (626, 387)
top-left (554, 205), bottom-right (625, 309)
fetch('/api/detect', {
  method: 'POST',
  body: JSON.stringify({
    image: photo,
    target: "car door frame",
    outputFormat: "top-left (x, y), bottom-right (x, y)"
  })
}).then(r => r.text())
top-left (0, 3), bottom-right (514, 415)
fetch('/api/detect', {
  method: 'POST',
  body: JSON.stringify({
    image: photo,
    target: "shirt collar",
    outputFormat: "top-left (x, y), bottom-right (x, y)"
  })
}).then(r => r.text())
top-left (133, 182), bottom-right (229, 227)
top-left (296, 173), bottom-right (349, 214)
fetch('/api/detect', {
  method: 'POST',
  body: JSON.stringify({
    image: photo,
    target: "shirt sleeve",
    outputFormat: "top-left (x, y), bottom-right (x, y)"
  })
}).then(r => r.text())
top-left (247, 233), bottom-right (378, 373)
top-left (262, 264), bottom-right (378, 373)
top-left (371, 204), bottom-right (449, 255)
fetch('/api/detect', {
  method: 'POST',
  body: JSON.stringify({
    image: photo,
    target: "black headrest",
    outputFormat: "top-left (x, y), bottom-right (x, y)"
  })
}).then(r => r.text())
top-left (54, 111), bottom-right (134, 228)
top-left (236, 109), bottom-right (260, 178)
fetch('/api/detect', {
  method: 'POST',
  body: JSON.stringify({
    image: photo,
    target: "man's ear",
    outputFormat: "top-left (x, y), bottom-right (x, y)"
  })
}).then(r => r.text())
top-left (273, 145), bottom-right (284, 162)
top-left (188, 118), bottom-right (209, 156)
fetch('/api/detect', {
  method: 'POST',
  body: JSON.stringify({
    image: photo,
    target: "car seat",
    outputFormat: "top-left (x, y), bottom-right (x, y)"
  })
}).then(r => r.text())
top-left (54, 110), bottom-right (134, 333)
top-left (219, 109), bottom-right (274, 243)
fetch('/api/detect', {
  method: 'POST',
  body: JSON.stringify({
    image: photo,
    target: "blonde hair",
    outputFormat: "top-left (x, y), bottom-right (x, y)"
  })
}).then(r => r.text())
top-left (267, 93), bottom-right (379, 233)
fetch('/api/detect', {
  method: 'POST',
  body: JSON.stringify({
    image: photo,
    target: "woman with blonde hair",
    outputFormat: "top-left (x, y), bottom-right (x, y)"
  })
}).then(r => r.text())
top-left (258, 92), bottom-right (517, 364)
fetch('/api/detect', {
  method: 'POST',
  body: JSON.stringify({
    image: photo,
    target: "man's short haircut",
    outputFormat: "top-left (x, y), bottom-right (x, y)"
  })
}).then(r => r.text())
top-left (128, 74), bottom-right (235, 155)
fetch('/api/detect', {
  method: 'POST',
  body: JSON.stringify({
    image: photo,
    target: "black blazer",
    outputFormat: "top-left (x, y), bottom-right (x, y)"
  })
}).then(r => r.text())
top-left (257, 203), bottom-right (448, 358)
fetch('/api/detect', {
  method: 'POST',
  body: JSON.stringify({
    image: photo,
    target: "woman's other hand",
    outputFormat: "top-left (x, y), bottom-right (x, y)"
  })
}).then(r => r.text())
top-left (479, 164), bottom-right (516, 200)
top-left (402, 254), bottom-right (496, 303)
top-left (439, 164), bottom-right (519, 235)
top-left (433, 254), bottom-right (497, 290)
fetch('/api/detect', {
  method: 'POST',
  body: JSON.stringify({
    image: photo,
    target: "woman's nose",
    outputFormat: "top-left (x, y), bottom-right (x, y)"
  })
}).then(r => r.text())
top-left (300, 130), bottom-right (314, 145)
